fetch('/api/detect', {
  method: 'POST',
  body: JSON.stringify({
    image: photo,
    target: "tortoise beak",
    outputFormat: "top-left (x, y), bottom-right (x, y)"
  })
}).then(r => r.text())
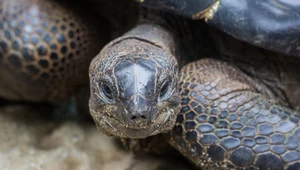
top-left (114, 96), bottom-right (158, 128)
top-left (100, 104), bottom-right (177, 139)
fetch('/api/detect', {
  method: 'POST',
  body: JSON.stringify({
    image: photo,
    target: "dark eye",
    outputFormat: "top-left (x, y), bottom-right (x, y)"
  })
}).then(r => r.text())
top-left (101, 83), bottom-right (113, 100)
top-left (159, 80), bottom-right (171, 100)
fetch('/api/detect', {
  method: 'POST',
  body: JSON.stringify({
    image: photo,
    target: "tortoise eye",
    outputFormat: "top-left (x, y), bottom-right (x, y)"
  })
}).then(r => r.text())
top-left (101, 82), bottom-right (113, 100)
top-left (159, 79), bottom-right (171, 100)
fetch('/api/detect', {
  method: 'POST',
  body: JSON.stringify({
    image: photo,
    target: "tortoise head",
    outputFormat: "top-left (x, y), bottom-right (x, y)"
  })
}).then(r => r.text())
top-left (89, 38), bottom-right (179, 138)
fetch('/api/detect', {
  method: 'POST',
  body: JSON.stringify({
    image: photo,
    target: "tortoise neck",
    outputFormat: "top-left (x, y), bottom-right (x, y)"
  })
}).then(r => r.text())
top-left (136, 8), bottom-right (194, 68)
top-left (123, 23), bottom-right (177, 56)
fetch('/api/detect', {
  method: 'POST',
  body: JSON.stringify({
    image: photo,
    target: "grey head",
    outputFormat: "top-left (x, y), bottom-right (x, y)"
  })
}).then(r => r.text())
top-left (89, 38), bottom-right (179, 138)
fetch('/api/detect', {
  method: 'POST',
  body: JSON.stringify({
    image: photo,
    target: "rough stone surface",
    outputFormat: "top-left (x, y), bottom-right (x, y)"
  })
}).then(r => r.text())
top-left (0, 105), bottom-right (195, 170)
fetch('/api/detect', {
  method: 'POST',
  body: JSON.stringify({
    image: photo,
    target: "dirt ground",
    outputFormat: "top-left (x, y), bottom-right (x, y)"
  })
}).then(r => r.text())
top-left (0, 104), bottom-right (196, 170)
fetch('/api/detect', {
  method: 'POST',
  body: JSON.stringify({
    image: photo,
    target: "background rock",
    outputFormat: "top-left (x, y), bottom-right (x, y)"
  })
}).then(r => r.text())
top-left (0, 105), bottom-right (196, 170)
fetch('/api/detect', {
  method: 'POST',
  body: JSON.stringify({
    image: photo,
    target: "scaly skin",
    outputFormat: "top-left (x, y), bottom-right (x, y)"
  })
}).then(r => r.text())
top-left (210, 30), bottom-right (300, 112)
top-left (0, 0), bottom-right (107, 102)
top-left (89, 23), bottom-right (179, 138)
top-left (169, 58), bottom-right (300, 169)
top-left (90, 13), bottom-right (300, 169)
top-left (6, 1), bottom-right (296, 168)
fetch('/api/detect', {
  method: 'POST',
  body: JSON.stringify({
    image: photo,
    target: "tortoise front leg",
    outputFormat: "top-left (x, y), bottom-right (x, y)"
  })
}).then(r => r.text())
top-left (168, 58), bottom-right (300, 170)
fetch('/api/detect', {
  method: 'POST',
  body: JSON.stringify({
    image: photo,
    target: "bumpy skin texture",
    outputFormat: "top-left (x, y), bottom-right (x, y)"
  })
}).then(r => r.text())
top-left (0, 0), bottom-right (106, 102)
top-left (168, 59), bottom-right (300, 169)
top-left (89, 9), bottom-right (300, 168)
top-left (89, 24), bottom-right (179, 138)
top-left (211, 31), bottom-right (300, 112)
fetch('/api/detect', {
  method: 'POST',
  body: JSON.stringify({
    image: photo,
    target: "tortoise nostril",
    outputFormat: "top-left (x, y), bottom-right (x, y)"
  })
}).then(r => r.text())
top-left (130, 115), bottom-right (147, 120)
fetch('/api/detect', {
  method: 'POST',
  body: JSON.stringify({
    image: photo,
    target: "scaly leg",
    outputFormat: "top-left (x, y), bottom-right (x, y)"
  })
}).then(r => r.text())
top-left (168, 58), bottom-right (300, 170)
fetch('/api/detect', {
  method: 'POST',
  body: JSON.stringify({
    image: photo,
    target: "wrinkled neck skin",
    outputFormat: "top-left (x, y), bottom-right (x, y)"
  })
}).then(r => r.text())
top-left (89, 22), bottom-right (180, 139)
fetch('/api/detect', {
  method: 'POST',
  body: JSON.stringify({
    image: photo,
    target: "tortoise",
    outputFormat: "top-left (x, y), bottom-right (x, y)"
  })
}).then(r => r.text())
top-left (0, 0), bottom-right (300, 170)
top-left (88, 4), bottom-right (300, 170)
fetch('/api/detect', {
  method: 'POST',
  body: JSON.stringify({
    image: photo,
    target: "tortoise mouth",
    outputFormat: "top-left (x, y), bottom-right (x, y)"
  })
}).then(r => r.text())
top-left (91, 107), bottom-right (177, 138)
